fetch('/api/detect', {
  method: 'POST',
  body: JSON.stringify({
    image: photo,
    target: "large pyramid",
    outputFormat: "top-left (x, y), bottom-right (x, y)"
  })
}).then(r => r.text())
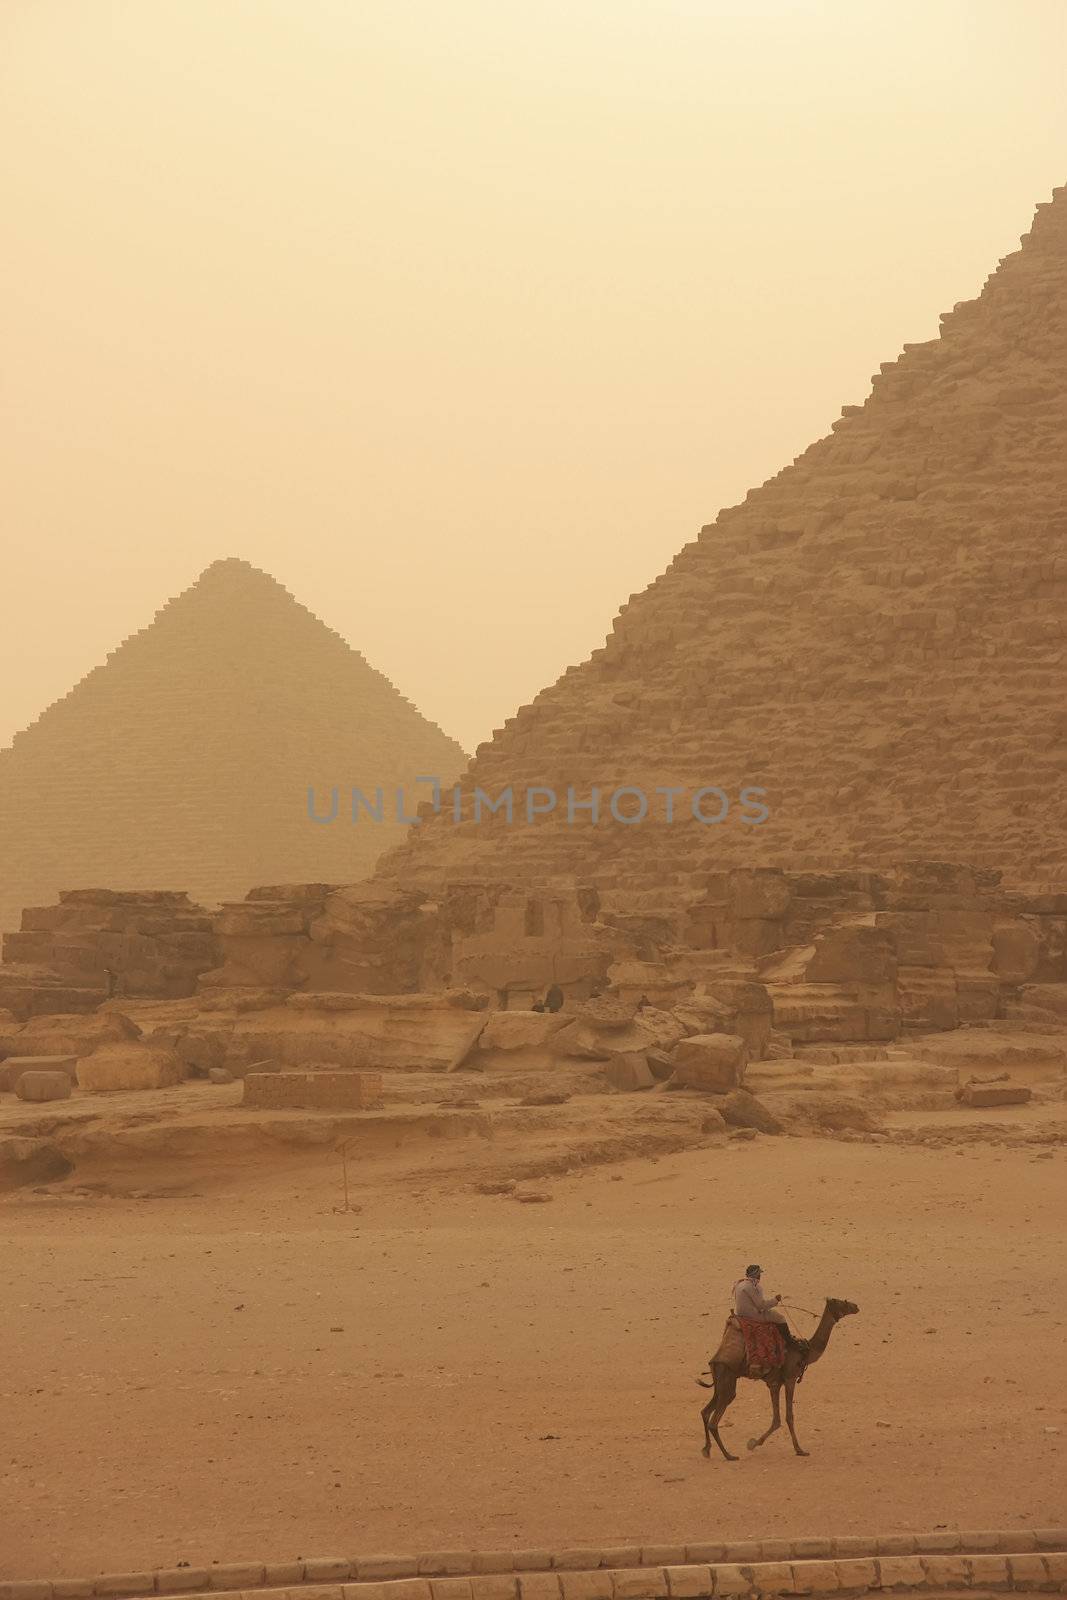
top-left (0, 559), bottom-right (466, 931)
top-left (381, 185), bottom-right (1067, 894)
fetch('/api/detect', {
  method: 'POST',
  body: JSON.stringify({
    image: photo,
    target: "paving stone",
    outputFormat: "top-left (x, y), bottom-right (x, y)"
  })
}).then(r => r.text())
top-left (723, 1549), bottom-right (763, 1567)
top-left (419, 1559), bottom-right (475, 1579)
top-left (663, 1566), bottom-right (714, 1598)
top-left (760, 1548), bottom-right (794, 1567)
top-left (1041, 1554), bottom-right (1067, 1583)
top-left (995, 1534), bottom-right (1037, 1554)
top-left (964, 1558), bottom-right (1010, 1588)
top-left (1007, 1556), bottom-right (1048, 1588)
top-left (210, 1568), bottom-right (266, 1590)
top-left (957, 1536), bottom-right (1001, 1555)
top-left (555, 1556), bottom-right (606, 1574)
top-left (874, 1544), bottom-right (916, 1561)
top-left (343, 1586), bottom-right (431, 1600)
top-left (0, 1587), bottom-right (54, 1600)
top-left (52, 1585), bottom-right (94, 1600)
top-left (511, 1560), bottom-right (554, 1577)
top-left (1033, 1534), bottom-right (1067, 1554)
top-left (359, 1563), bottom-right (419, 1583)
top-left (472, 1561), bottom-right (516, 1578)
top-left (517, 1579), bottom-right (561, 1600)
top-left (791, 1548), bottom-right (833, 1565)
top-left (263, 1568), bottom-right (304, 1588)
top-left (743, 1563), bottom-right (794, 1593)
top-left (430, 1583), bottom-right (474, 1600)
top-left (287, 1588), bottom-right (344, 1600)
top-left (832, 1561), bottom-right (876, 1589)
top-left (612, 1570), bottom-right (667, 1599)
top-left (559, 1575), bottom-right (613, 1600)
top-left (94, 1576), bottom-right (157, 1597)
top-left (470, 1580), bottom-right (518, 1600)
top-left (304, 1562), bottom-right (354, 1583)
top-left (789, 1563), bottom-right (839, 1593)
top-left (156, 1572), bottom-right (213, 1594)
top-left (684, 1552), bottom-right (725, 1570)
top-left (830, 1545), bottom-right (873, 1562)
top-left (643, 1554), bottom-right (687, 1572)
top-left (874, 1560), bottom-right (924, 1589)
top-left (710, 1568), bottom-right (749, 1597)
top-left (599, 1557), bottom-right (642, 1573)
top-left (914, 1537), bottom-right (961, 1556)
top-left (920, 1557), bottom-right (968, 1586)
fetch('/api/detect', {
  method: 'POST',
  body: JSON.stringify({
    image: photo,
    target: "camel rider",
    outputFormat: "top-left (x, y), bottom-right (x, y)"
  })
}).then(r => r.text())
top-left (733, 1264), bottom-right (807, 1351)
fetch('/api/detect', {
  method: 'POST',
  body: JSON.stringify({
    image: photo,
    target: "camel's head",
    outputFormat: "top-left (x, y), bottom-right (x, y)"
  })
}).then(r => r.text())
top-left (827, 1298), bottom-right (859, 1319)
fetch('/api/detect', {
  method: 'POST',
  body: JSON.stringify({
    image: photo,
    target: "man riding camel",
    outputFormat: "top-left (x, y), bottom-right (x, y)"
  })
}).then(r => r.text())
top-left (733, 1264), bottom-right (807, 1352)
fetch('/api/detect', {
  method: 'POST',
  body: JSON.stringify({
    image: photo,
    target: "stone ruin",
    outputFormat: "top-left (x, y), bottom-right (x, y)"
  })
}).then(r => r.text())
top-left (2, 188), bottom-right (1067, 1141)
top-left (1, 862), bottom-right (1064, 1126)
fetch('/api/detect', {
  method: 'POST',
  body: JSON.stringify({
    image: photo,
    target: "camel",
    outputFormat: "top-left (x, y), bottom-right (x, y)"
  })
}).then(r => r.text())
top-left (697, 1297), bottom-right (859, 1460)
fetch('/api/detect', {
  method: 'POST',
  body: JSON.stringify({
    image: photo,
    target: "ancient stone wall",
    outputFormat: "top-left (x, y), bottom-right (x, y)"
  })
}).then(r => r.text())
top-left (0, 889), bottom-right (216, 1019)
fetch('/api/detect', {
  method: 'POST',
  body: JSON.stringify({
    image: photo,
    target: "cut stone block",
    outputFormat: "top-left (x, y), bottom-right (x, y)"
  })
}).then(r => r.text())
top-left (0, 1054), bottom-right (78, 1093)
top-left (669, 1032), bottom-right (748, 1091)
top-left (15, 1069), bottom-right (74, 1102)
top-left (959, 1080), bottom-right (1032, 1107)
top-left (77, 1043), bottom-right (184, 1093)
top-left (243, 1069), bottom-right (384, 1110)
top-left (604, 1052), bottom-right (655, 1091)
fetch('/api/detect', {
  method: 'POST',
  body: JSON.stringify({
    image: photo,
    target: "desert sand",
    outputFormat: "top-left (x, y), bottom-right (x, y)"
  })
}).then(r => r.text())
top-left (4, 1122), bottom-right (1065, 1581)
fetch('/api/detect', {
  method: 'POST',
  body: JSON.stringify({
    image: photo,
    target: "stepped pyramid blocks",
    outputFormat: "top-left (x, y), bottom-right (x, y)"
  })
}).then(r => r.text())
top-left (0, 558), bottom-right (466, 933)
top-left (380, 185), bottom-right (1067, 894)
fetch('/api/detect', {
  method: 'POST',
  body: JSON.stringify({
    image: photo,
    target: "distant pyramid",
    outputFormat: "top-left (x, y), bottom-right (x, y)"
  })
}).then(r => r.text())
top-left (0, 559), bottom-right (466, 930)
top-left (380, 185), bottom-right (1067, 892)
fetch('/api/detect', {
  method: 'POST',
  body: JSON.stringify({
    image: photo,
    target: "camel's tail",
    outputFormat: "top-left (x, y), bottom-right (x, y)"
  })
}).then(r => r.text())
top-left (695, 1370), bottom-right (716, 1390)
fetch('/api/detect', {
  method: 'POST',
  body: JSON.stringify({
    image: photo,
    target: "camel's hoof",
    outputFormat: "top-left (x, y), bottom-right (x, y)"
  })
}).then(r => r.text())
top-left (794, 1449), bottom-right (810, 1458)
top-left (701, 1445), bottom-right (711, 1458)
top-left (725, 1454), bottom-right (739, 1462)
top-left (747, 1438), bottom-right (759, 1451)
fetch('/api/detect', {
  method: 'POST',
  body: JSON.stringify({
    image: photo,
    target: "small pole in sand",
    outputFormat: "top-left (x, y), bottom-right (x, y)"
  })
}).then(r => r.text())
top-left (335, 1139), bottom-right (360, 1215)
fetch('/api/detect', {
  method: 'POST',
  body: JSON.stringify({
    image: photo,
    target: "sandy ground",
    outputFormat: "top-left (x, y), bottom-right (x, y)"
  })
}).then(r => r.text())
top-left (3, 1130), bottom-right (1066, 1580)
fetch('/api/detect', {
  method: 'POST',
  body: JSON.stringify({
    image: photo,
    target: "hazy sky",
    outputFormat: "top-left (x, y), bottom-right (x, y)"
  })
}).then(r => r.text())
top-left (2, 0), bottom-right (1064, 755)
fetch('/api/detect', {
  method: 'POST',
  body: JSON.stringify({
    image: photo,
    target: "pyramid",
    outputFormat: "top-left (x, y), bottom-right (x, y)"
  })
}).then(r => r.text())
top-left (380, 185), bottom-right (1067, 894)
top-left (0, 559), bottom-right (466, 931)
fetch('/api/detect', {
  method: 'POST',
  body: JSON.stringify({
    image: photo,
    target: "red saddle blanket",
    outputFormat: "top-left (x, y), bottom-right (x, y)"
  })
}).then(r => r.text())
top-left (738, 1317), bottom-right (786, 1370)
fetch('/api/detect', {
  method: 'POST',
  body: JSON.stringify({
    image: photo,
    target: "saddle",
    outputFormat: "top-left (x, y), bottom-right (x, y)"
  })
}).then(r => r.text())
top-left (736, 1314), bottom-right (787, 1373)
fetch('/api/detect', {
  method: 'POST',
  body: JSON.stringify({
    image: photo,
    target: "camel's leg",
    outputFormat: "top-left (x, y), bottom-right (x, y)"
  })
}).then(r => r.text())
top-left (784, 1378), bottom-right (809, 1457)
top-left (747, 1380), bottom-right (782, 1451)
top-left (700, 1366), bottom-right (739, 1462)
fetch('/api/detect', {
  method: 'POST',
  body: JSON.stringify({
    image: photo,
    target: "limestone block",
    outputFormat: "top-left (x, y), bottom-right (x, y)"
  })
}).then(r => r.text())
top-left (15, 1009), bottom-right (140, 1057)
top-left (806, 925), bottom-right (897, 986)
top-left (243, 1070), bottom-right (384, 1110)
top-left (897, 967), bottom-right (958, 1031)
top-left (955, 972), bottom-right (1000, 1022)
top-left (0, 1054), bottom-right (78, 1093)
top-left (958, 1079), bottom-right (1031, 1107)
top-left (719, 1088), bottom-right (784, 1133)
top-left (76, 1043), bottom-right (184, 1093)
top-left (991, 921), bottom-right (1043, 979)
top-left (669, 1033), bottom-right (748, 1091)
top-left (728, 871), bottom-right (792, 920)
top-left (15, 1069), bottom-right (73, 1102)
top-left (1019, 983), bottom-right (1067, 1018)
top-left (604, 1053), bottom-right (655, 1091)
top-left (229, 996), bottom-right (486, 1072)
top-left (478, 1012), bottom-right (572, 1051)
